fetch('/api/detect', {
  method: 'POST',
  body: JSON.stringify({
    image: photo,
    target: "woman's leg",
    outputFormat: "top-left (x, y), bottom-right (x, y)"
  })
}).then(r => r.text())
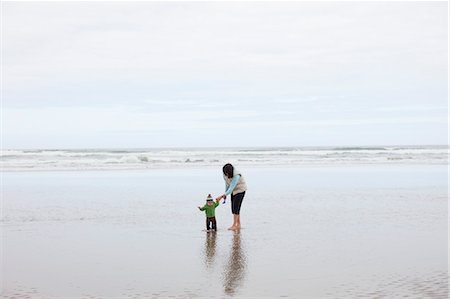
top-left (228, 194), bottom-right (237, 230)
top-left (229, 214), bottom-right (238, 230)
top-left (233, 192), bottom-right (245, 229)
top-left (228, 215), bottom-right (237, 230)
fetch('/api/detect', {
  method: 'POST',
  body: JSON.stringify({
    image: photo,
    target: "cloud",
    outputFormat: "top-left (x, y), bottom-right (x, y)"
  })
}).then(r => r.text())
top-left (375, 106), bottom-right (448, 112)
top-left (4, 2), bottom-right (447, 88)
top-left (2, 1), bottom-right (448, 148)
top-left (3, 106), bottom-right (261, 134)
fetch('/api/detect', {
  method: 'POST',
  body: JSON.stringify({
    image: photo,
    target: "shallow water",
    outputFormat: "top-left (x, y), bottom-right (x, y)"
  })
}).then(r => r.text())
top-left (1, 165), bottom-right (448, 298)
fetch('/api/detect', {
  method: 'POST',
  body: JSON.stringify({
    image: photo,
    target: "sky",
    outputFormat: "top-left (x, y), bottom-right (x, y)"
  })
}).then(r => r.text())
top-left (2, 1), bottom-right (448, 149)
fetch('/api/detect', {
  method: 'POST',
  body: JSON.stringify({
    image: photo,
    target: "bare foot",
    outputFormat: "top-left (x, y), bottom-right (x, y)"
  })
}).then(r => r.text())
top-left (228, 226), bottom-right (236, 230)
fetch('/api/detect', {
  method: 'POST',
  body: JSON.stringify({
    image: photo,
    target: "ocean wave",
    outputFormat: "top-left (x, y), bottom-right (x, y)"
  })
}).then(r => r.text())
top-left (332, 147), bottom-right (387, 151)
top-left (1, 146), bottom-right (448, 171)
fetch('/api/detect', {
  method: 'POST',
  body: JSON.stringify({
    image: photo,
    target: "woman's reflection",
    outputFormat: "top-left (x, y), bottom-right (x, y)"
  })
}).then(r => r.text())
top-left (223, 231), bottom-right (247, 296)
top-left (204, 232), bottom-right (217, 269)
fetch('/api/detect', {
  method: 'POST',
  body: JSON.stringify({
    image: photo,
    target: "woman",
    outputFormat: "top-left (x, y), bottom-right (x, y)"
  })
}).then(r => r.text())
top-left (216, 163), bottom-right (247, 230)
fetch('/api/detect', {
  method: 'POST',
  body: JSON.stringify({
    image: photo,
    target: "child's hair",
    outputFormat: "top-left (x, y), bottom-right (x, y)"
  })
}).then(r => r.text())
top-left (223, 163), bottom-right (234, 179)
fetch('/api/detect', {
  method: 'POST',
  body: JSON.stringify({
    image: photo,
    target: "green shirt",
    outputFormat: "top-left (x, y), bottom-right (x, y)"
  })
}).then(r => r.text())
top-left (199, 201), bottom-right (219, 217)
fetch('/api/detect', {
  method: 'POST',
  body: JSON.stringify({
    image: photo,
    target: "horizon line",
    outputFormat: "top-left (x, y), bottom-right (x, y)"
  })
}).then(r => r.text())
top-left (2, 144), bottom-right (448, 151)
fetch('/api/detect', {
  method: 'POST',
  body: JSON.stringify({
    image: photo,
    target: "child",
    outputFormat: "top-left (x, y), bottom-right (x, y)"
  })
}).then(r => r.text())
top-left (198, 194), bottom-right (221, 232)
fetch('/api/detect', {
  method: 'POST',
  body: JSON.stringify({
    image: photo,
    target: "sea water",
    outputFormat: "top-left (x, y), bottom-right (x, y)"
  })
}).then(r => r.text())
top-left (1, 145), bottom-right (448, 171)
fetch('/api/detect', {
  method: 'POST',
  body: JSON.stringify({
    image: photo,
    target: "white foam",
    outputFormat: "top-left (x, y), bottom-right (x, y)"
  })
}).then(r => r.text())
top-left (1, 146), bottom-right (448, 171)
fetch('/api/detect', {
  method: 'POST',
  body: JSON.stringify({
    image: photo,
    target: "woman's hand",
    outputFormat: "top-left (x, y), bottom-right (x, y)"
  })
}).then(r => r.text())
top-left (215, 194), bottom-right (225, 201)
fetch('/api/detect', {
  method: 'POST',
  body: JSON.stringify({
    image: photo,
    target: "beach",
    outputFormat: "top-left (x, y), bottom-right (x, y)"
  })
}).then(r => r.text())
top-left (1, 163), bottom-right (447, 298)
top-left (3, 0), bottom-right (448, 297)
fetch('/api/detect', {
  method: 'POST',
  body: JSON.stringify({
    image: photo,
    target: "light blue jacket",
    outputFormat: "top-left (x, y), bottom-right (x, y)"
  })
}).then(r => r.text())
top-left (224, 174), bottom-right (241, 196)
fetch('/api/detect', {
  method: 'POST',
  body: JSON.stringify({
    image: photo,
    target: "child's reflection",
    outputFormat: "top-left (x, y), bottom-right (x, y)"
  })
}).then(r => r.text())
top-left (223, 231), bottom-right (247, 296)
top-left (204, 232), bottom-right (217, 269)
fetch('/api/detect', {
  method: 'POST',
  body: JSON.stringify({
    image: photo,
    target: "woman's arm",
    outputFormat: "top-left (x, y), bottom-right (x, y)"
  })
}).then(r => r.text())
top-left (216, 175), bottom-right (241, 201)
top-left (224, 174), bottom-right (241, 196)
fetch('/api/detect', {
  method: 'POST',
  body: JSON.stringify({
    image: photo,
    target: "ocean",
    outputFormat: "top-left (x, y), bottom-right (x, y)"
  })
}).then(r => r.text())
top-left (1, 145), bottom-right (448, 171)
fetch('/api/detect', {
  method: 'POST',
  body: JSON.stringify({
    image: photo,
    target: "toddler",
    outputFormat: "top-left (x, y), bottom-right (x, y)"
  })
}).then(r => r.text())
top-left (198, 194), bottom-right (220, 231)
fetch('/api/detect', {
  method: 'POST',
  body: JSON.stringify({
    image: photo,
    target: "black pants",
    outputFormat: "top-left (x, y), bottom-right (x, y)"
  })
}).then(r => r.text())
top-left (206, 217), bottom-right (217, 230)
top-left (231, 191), bottom-right (245, 215)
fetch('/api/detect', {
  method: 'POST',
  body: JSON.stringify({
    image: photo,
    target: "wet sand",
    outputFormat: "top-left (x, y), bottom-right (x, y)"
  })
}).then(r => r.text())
top-left (1, 165), bottom-right (448, 298)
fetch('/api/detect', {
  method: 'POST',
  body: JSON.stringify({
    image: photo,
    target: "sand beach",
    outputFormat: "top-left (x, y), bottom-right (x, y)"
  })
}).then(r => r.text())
top-left (1, 161), bottom-right (447, 298)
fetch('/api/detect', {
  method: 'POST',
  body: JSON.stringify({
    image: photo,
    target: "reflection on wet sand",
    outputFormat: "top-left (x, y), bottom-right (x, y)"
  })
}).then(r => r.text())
top-left (204, 232), bottom-right (217, 269)
top-left (223, 231), bottom-right (247, 296)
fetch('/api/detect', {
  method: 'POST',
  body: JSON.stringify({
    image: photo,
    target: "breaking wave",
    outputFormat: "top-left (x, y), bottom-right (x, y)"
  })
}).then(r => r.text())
top-left (1, 146), bottom-right (448, 171)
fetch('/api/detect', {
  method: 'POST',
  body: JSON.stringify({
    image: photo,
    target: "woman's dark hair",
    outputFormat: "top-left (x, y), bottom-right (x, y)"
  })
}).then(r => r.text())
top-left (223, 163), bottom-right (234, 179)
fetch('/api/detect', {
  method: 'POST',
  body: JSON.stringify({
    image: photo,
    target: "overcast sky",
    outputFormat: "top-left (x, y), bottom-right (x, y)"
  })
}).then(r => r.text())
top-left (3, 1), bottom-right (448, 149)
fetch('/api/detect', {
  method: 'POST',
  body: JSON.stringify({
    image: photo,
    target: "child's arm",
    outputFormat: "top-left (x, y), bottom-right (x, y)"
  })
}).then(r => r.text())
top-left (198, 205), bottom-right (206, 211)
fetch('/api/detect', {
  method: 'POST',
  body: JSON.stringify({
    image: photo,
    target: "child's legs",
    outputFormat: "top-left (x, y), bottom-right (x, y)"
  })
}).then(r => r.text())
top-left (211, 217), bottom-right (217, 231)
top-left (206, 217), bottom-right (211, 230)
